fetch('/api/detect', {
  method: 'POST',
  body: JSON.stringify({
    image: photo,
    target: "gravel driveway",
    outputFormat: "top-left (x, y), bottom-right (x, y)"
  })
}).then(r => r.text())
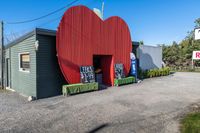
top-left (0, 72), bottom-right (200, 133)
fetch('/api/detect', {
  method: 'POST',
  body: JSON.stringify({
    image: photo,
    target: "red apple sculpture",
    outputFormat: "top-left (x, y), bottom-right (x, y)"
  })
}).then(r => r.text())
top-left (57, 5), bottom-right (132, 86)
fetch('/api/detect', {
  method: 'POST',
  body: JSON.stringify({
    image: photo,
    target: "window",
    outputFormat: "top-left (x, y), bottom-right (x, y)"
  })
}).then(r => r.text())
top-left (19, 53), bottom-right (30, 72)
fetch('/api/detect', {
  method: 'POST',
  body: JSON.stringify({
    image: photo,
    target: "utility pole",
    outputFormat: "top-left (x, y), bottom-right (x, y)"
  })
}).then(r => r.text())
top-left (101, 2), bottom-right (104, 20)
top-left (0, 21), bottom-right (4, 89)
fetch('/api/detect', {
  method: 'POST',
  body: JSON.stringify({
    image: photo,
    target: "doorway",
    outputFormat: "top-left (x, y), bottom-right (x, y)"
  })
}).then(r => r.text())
top-left (93, 55), bottom-right (113, 86)
top-left (6, 58), bottom-right (11, 88)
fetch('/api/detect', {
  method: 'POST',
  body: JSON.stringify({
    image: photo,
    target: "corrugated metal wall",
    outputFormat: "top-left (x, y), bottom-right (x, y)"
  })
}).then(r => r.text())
top-left (57, 6), bottom-right (132, 86)
top-left (137, 45), bottom-right (162, 70)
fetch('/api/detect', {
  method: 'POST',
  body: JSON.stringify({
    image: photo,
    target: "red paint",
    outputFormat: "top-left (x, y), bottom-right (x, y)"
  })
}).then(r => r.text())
top-left (57, 5), bottom-right (132, 86)
top-left (99, 55), bottom-right (113, 85)
top-left (196, 52), bottom-right (200, 58)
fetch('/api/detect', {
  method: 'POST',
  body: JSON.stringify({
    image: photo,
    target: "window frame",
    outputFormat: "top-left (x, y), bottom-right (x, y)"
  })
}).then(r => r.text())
top-left (18, 52), bottom-right (30, 73)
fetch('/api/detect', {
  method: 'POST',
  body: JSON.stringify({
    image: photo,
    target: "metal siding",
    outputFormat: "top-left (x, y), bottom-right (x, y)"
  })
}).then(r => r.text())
top-left (36, 34), bottom-right (65, 99)
top-left (5, 49), bottom-right (10, 58)
top-left (138, 45), bottom-right (162, 70)
top-left (10, 35), bottom-right (37, 97)
top-left (57, 6), bottom-right (132, 86)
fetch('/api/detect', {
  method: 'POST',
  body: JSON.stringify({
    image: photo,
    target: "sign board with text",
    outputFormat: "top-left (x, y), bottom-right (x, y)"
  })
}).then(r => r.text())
top-left (80, 66), bottom-right (95, 83)
top-left (192, 51), bottom-right (200, 60)
top-left (195, 28), bottom-right (200, 40)
top-left (114, 63), bottom-right (125, 79)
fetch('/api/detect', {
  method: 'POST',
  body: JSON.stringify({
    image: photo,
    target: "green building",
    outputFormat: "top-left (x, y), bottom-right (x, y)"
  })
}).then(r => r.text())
top-left (4, 28), bottom-right (65, 99)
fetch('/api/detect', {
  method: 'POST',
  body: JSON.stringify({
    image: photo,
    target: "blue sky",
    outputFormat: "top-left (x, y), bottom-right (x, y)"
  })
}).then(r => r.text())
top-left (0, 0), bottom-right (200, 45)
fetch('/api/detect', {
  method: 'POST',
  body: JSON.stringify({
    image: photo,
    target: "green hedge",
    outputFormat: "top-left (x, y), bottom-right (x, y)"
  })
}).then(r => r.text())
top-left (62, 82), bottom-right (98, 96)
top-left (114, 77), bottom-right (136, 86)
top-left (139, 67), bottom-right (170, 79)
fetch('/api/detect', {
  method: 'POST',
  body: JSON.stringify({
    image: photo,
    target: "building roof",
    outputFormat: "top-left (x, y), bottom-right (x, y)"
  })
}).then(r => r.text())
top-left (132, 41), bottom-right (140, 46)
top-left (139, 45), bottom-right (162, 48)
top-left (5, 28), bottom-right (56, 49)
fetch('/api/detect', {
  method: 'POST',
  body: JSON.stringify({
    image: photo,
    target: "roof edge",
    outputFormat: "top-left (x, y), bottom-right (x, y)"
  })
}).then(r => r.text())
top-left (4, 30), bottom-right (35, 49)
top-left (4, 28), bottom-right (56, 49)
top-left (36, 28), bottom-right (56, 36)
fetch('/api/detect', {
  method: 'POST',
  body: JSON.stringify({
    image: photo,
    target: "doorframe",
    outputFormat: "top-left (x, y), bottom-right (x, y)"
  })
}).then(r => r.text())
top-left (93, 55), bottom-right (113, 86)
top-left (6, 58), bottom-right (11, 88)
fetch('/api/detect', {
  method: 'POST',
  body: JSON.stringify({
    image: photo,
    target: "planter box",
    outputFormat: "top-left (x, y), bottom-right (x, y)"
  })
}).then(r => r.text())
top-left (114, 77), bottom-right (135, 86)
top-left (62, 82), bottom-right (98, 96)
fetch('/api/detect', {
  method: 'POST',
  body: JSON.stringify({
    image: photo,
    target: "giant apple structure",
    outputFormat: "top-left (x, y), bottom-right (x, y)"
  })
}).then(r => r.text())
top-left (56, 5), bottom-right (132, 86)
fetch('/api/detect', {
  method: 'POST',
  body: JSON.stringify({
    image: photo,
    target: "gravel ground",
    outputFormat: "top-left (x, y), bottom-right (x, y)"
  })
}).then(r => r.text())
top-left (0, 72), bottom-right (200, 133)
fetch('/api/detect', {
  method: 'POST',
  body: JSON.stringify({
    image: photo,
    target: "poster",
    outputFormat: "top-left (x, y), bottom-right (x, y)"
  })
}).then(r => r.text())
top-left (80, 66), bottom-right (95, 83)
top-left (115, 64), bottom-right (125, 79)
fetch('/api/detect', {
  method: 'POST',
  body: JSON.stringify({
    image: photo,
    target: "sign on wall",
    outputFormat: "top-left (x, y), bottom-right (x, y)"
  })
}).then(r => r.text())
top-left (80, 66), bottom-right (95, 83)
top-left (192, 51), bottom-right (200, 60)
top-left (114, 64), bottom-right (125, 79)
top-left (195, 28), bottom-right (200, 40)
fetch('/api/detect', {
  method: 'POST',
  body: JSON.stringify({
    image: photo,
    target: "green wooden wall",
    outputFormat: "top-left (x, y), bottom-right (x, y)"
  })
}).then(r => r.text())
top-left (6, 35), bottom-right (37, 97)
top-left (4, 29), bottom-right (66, 99)
top-left (36, 34), bottom-right (65, 99)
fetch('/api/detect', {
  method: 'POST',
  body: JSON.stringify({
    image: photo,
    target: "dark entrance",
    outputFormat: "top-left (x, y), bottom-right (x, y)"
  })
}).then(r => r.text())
top-left (93, 55), bottom-right (113, 86)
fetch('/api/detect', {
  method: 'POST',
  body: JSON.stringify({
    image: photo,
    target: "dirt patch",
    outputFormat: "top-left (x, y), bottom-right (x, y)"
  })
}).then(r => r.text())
top-left (0, 89), bottom-right (10, 93)
top-left (178, 102), bottom-right (200, 119)
top-left (175, 102), bottom-right (200, 133)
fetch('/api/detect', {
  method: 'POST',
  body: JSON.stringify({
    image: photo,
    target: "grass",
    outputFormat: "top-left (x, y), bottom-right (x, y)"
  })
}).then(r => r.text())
top-left (180, 112), bottom-right (200, 133)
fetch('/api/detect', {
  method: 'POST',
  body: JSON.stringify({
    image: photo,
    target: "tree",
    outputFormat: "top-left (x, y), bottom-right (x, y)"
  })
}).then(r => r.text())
top-left (163, 18), bottom-right (200, 68)
top-left (139, 41), bottom-right (144, 45)
top-left (194, 18), bottom-right (200, 28)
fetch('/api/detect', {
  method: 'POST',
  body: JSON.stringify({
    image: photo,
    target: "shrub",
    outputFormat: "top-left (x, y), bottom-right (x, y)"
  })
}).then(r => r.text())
top-left (138, 67), bottom-right (170, 79)
top-left (114, 77), bottom-right (136, 86)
